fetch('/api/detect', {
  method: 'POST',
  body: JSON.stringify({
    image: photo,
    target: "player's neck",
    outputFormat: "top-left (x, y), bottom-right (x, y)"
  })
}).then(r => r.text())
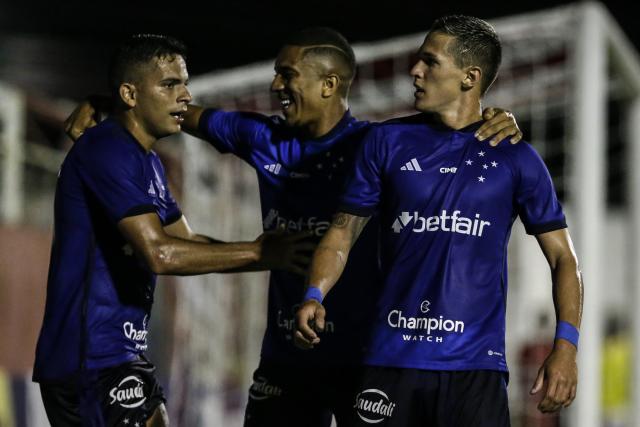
top-left (114, 112), bottom-right (157, 151)
top-left (430, 98), bottom-right (482, 130)
top-left (304, 101), bottom-right (349, 139)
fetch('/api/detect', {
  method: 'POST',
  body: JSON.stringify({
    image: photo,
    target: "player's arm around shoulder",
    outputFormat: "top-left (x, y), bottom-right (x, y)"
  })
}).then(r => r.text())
top-left (531, 228), bottom-right (583, 413)
top-left (190, 106), bottom-right (279, 159)
top-left (64, 95), bottom-right (112, 141)
top-left (63, 95), bottom-right (208, 141)
top-left (294, 212), bottom-right (370, 349)
top-left (476, 107), bottom-right (524, 146)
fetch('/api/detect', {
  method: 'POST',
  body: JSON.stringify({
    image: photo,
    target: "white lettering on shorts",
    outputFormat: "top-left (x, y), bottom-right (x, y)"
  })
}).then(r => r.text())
top-left (248, 376), bottom-right (283, 401)
top-left (354, 388), bottom-right (397, 423)
top-left (108, 376), bottom-right (146, 408)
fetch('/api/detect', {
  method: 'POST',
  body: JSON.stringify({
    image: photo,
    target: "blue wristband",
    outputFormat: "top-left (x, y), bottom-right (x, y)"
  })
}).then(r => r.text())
top-left (555, 321), bottom-right (579, 348)
top-left (303, 286), bottom-right (324, 303)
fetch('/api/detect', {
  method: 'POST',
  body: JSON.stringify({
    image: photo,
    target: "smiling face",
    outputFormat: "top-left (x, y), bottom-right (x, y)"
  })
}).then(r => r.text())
top-left (129, 54), bottom-right (192, 140)
top-left (270, 45), bottom-right (327, 131)
top-left (410, 32), bottom-right (469, 114)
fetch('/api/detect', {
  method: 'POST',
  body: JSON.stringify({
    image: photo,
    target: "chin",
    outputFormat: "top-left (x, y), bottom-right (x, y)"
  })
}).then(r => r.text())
top-left (414, 103), bottom-right (427, 113)
top-left (415, 100), bottom-right (435, 114)
top-left (283, 116), bottom-right (298, 128)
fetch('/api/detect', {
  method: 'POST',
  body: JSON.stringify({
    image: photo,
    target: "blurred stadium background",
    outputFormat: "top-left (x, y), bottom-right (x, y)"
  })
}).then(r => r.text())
top-left (1, 2), bottom-right (638, 426)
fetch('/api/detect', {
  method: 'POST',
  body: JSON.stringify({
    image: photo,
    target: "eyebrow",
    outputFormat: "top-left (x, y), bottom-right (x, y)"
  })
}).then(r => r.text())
top-left (418, 51), bottom-right (439, 60)
top-left (274, 65), bottom-right (298, 74)
top-left (159, 77), bottom-right (186, 85)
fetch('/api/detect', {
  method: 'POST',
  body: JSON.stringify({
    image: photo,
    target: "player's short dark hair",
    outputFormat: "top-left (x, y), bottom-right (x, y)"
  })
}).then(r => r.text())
top-left (429, 15), bottom-right (502, 94)
top-left (108, 34), bottom-right (187, 95)
top-left (284, 27), bottom-right (356, 96)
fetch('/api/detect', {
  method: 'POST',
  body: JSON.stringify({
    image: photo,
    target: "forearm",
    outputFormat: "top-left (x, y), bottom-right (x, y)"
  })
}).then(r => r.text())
top-left (176, 234), bottom-right (264, 272)
top-left (164, 216), bottom-right (224, 244)
top-left (123, 213), bottom-right (263, 275)
top-left (222, 263), bottom-right (275, 274)
top-left (307, 212), bottom-right (370, 295)
top-left (308, 241), bottom-right (350, 294)
top-left (531, 230), bottom-right (581, 412)
top-left (536, 229), bottom-right (583, 334)
top-left (190, 234), bottom-right (223, 244)
top-left (551, 254), bottom-right (583, 329)
top-left (150, 237), bottom-right (261, 275)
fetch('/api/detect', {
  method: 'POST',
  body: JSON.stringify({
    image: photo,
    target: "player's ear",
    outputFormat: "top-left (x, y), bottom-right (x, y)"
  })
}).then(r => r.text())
top-left (321, 74), bottom-right (340, 98)
top-left (119, 83), bottom-right (137, 108)
top-left (461, 66), bottom-right (482, 91)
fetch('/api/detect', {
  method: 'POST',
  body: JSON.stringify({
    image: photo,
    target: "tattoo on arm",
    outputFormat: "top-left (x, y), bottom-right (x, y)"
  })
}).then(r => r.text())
top-left (331, 212), bottom-right (370, 243)
top-left (332, 213), bottom-right (351, 229)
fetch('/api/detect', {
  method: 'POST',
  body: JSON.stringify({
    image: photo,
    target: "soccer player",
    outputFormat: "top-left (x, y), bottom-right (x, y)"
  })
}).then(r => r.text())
top-left (33, 34), bottom-right (311, 427)
top-left (295, 16), bottom-right (583, 426)
top-left (64, 28), bottom-right (523, 426)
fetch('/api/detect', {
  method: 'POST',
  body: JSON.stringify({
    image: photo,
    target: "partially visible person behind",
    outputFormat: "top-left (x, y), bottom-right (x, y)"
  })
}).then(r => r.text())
top-left (601, 315), bottom-right (631, 427)
top-left (63, 28), bottom-right (524, 427)
top-left (296, 16), bottom-right (583, 427)
top-left (33, 34), bottom-right (309, 427)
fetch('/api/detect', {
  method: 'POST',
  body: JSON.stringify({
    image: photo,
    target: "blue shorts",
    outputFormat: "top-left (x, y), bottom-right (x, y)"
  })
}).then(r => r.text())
top-left (40, 356), bottom-right (165, 427)
top-left (351, 366), bottom-right (510, 427)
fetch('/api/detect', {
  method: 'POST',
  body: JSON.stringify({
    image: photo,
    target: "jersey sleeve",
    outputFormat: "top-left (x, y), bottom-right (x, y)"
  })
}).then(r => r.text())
top-left (76, 141), bottom-right (156, 224)
top-left (198, 109), bottom-right (268, 160)
top-left (514, 144), bottom-right (567, 235)
top-left (159, 186), bottom-right (182, 226)
top-left (338, 126), bottom-right (385, 217)
top-left (151, 155), bottom-right (183, 226)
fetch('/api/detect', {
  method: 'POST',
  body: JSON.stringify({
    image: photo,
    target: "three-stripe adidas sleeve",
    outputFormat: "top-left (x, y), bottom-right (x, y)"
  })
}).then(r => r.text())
top-left (338, 126), bottom-right (385, 217)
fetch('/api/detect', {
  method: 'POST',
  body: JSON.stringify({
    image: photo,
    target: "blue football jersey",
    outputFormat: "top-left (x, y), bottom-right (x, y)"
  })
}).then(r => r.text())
top-left (199, 109), bottom-right (381, 365)
top-left (33, 118), bottom-right (182, 382)
top-left (339, 114), bottom-right (566, 372)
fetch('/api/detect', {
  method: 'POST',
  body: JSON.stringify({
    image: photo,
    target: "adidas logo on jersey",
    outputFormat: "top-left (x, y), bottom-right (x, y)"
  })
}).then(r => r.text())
top-left (263, 163), bottom-right (282, 175)
top-left (400, 158), bottom-right (422, 172)
top-left (147, 182), bottom-right (156, 196)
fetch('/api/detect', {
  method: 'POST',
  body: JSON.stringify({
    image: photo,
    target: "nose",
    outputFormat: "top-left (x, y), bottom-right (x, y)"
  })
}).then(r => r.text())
top-left (179, 85), bottom-right (192, 104)
top-left (410, 61), bottom-right (424, 79)
top-left (271, 74), bottom-right (284, 92)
